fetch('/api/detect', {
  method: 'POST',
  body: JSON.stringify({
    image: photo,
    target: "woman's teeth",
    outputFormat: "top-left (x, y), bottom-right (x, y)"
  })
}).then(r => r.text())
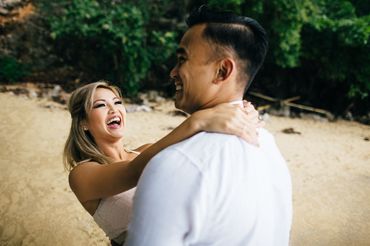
top-left (107, 116), bottom-right (120, 125)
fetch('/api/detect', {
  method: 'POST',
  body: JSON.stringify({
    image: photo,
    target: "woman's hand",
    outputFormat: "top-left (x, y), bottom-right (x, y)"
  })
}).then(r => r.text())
top-left (190, 101), bottom-right (264, 146)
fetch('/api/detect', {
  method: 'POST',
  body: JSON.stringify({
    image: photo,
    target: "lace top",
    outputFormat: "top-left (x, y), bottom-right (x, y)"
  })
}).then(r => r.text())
top-left (77, 149), bottom-right (140, 244)
top-left (93, 188), bottom-right (136, 244)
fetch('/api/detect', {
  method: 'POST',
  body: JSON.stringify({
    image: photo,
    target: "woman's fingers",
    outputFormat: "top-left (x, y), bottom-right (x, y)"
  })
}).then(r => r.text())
top-left (240, 123), bottom-right (259, 146)
top-left (240, 101), bottom-right (264, 146)
top-left (197, 102), bottom-right (263, 146)
top-left (244, 108), bottom-right (260, 125)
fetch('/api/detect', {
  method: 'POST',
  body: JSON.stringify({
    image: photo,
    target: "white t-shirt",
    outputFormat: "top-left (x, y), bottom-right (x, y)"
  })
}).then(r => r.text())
top-left (125, 129), bottom-right (292, 246)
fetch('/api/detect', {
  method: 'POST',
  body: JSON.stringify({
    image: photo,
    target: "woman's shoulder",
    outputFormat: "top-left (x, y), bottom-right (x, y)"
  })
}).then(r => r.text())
top-left (68, 160), bottom-right (102, 202)
top-left (71, 159), bottom-right (101, 172)
top-left (69, 160), bottom-right (101, 184)
top-left (131, 143), bottom-right (152, 154)
top-left (76, 159), bottom-right (93, 165)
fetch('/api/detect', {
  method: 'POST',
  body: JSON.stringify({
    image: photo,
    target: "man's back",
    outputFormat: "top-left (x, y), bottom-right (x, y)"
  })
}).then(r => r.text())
top-left (125, 129), bottom-right (292, 246)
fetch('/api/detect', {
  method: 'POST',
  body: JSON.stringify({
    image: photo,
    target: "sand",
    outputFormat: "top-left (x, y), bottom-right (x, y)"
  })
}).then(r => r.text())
top-left (0, 92), bottom-right (369, 246)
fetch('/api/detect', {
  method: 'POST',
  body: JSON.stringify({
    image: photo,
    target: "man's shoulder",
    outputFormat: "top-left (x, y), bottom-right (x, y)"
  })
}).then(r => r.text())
top-left (178, 128), bottom-right (275, 149)
top-left (150, 128), bottom-right (279, 168)
top-left (150, 132), bottom-right (236, 168)
top-left (171, 131), bottom-right (238, 151)
top-left (161, 128), bottom-right (275, 154)
top-left (258, 128), bottom-right (275, 143)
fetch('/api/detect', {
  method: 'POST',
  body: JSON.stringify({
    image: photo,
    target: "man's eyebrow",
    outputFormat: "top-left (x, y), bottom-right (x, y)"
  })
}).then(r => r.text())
top-left (176, 47), bottom-right (187, 55)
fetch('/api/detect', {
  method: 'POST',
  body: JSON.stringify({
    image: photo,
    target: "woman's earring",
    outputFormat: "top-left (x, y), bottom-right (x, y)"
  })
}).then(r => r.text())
top-left (83, 126), bottom-right (88, 131)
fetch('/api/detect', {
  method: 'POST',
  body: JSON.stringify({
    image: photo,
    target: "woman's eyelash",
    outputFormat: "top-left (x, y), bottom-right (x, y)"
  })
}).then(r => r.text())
top-left (94, 103), bottom-right (106, 108)
top-left (93, 100), bottom-right (122, 108)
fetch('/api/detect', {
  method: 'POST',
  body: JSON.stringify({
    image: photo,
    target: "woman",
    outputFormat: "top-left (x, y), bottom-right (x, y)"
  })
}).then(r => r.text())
top-left (64, 81), bottom-right (262, 245)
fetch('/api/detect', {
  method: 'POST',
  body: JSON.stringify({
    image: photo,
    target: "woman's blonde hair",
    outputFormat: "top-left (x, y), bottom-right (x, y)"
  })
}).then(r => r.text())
top-left (63, 81), bottom-right (123, 171)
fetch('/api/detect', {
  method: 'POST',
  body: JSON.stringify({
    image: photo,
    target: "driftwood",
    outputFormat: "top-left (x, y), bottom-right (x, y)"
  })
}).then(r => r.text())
top-left (248, 91), bottom-right (334, 120)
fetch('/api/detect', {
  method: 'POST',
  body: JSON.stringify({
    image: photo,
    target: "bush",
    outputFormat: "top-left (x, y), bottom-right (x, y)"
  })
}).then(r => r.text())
top-left (0, 56), bottom-right (29, 83)
top-left (40, 0), bottom-right (177, 96)
top-left (35, 0), bottom-right (369, 115)
top-left (205, 0), bottom-right (370, 115)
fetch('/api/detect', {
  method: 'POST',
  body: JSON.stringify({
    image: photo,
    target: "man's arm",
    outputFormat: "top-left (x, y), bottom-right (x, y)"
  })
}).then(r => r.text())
top-left (124, 148), bottom-right (206, 246)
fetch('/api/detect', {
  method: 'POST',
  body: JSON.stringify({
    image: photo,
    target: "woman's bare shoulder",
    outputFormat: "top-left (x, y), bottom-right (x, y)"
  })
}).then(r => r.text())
top-left (70, 160), bottom-right (101, 174)
top-left (68, 161), bottom-right (101, 194)
top-left (133, 143), bottom-right (152, 153)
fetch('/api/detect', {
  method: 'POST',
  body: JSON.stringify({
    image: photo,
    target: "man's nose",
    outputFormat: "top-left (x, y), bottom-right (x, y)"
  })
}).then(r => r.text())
top-left (170, 65), bottom-right (178, 79)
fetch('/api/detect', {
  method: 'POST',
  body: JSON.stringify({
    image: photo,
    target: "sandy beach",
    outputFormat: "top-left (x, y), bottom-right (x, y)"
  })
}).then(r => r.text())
top-left (0, 91), bottom-right (369, 246)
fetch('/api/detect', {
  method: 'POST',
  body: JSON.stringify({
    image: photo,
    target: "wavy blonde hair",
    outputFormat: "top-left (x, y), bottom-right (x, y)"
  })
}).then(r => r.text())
top-left (63, 81), bottom-right (123, 171)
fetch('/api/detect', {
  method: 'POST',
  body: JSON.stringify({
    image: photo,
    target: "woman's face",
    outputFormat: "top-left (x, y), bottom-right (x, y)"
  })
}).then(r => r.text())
top-left (86, 88), bottom-right (126, 143)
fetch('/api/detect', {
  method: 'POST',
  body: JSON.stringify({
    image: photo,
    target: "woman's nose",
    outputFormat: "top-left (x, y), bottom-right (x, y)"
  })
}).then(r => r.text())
top-left (108, 105), bottom-right (117, 113)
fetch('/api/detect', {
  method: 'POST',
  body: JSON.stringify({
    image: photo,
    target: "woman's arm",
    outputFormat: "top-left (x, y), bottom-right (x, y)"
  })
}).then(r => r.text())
top-left (130, 101), bottom-right (263, 181)
top-left (132, 102), bottom-right (262, 169)
top-left (69, 102), bottom-right (262, 203)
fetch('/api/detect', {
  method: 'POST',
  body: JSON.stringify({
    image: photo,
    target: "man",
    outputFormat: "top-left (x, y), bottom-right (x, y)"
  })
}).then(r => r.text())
top-left (125, 5), bottom-right (292, 246)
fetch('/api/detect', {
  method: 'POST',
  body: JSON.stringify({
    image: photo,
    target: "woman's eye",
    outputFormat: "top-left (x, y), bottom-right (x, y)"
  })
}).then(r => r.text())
top-left (115, 101), bottom-right (123, 105)
top-left (93, 103), bottom-right (105, 108)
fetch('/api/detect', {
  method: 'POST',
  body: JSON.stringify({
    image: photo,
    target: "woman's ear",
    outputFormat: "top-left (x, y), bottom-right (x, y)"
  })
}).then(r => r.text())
top-left (81, 120), bottom-right (89, 131)
top-left (214, 58), bottom-right (234, 84)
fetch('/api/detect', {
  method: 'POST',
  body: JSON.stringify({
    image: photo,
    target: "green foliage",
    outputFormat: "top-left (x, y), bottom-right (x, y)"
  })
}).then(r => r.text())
top-left (204, 0), bottom-right (370, 114)
top-left (35, 0), bottom-right (368, 114)
top-left (301, 0), bottom-right (370, 108)
top-left (0, 56), bottom-right (29, 83)
top-left (207, 0), bottom-right (243, 12)
top-left (41, 0), bottom-right (176, 96)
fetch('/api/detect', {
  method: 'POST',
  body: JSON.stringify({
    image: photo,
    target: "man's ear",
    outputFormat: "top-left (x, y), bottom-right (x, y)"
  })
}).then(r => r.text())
top-left (214, 58), bottom-right (234, 84)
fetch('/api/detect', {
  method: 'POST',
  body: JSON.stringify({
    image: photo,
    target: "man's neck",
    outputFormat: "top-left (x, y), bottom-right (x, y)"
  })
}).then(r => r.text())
top-left (229, 99), bottom-right (243, 107)
top-left (188, 95), bottom-right (243, 114)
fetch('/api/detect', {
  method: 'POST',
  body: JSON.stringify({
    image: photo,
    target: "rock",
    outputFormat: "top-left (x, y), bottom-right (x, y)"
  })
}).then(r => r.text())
top-left (51, 85), bottom-right (61, 97)
top-left (268, 107), bottom-right (291, 117)
top-left (281, 128), bottom-right (301, 135)
top-left (0, 85), bottom-right (8, 92)
top-left (139, 90), bottom-right (166, 103)
top-left (357, 113), bottom-right (370, 125)
top-left (0, 7), bottom-right (9, 15)
top-left (0, 0), bottom-right (27, 10)
top-left (28, 88), bottom-right (37, 99)
top-left (170, 110), bottom-right (188, 117)
top-left (282, 105), bottom-right (290, 117)
top-left (125, 104), bottom-right (152, 113)
top-left (12, 87), bottom-right (28, 95)
top-left (300, 113), bottom-right (329, 122)
top-left (260, 112), bottom-right (270, 122)
top-left (0, 2), bottom-right (58, 83)
top-left (46, 85), bottom-right (69, 105)
top-left (344, 111), bottom-right (354, 121)
top-left (148, 90), bottom-right (166, 103)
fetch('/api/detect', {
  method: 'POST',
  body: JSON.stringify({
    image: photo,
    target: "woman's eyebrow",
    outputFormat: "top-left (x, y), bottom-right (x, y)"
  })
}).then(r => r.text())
top-left (93, 99), bottom-right (106, 104)
top-left (93, 97), bottom-right (120, 103)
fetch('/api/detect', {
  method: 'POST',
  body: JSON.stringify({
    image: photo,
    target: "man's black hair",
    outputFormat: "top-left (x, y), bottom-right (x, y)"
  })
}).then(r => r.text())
top-left (186, 5), bottom-right (268, 91)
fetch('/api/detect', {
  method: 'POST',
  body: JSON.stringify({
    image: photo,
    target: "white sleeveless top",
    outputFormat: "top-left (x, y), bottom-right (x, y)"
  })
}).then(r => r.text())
top-left (93, 187), bottom-right (136, 243)
top-left (78, 149), bottom-right (140, 244)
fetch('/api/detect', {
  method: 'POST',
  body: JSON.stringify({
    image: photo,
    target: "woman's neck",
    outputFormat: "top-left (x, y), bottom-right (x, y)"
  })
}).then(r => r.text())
top-left (97, 140), bottom-right (129, 162)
